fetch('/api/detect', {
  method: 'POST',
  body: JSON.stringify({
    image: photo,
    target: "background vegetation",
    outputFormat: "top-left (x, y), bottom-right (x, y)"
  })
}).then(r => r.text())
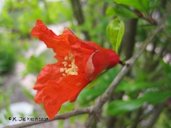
top-left (0, 0), bottom-right (171, 128)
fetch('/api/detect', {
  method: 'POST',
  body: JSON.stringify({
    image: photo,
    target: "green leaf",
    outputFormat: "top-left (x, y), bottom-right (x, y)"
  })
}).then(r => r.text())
top-left (107, 91), bottom-right (171, 116)
top-left (107, 99), bottom-right (143, 115)
top-left (114, 0), bottom-right (149, 12)
top-left (59, 102), bottom-right (74, 113)
top-left (106, 18), bottom-right (125, 52)
top-left (77, 68), bottom-right (119, 106)
top-left (106, 5), bottom-right (137, 18)
top-left (140, 91), bottom-right (171, 104)
top-left (24, 55), bottom-right (45, 75)
top-left (116, 80), bottom-right (153, 92)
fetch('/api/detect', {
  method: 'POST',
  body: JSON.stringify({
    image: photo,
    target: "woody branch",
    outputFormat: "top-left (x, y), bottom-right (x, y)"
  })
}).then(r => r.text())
top-left (4, 108), bottom-right (91, 128)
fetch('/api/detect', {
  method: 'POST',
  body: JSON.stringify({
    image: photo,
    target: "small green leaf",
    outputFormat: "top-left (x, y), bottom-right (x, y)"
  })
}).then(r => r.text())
top-left (106, 18), bottom-right (125, 52)
top-left (106, 5), bottom-right (137, 18)
top-left (140, 91), bottom-right (171, 104)
top-left (114, 0), bottom-right (149, 12)
top-left (107, 91), bottom-right (171, 116)
top-left (107, 99), bottom-right (143, 115)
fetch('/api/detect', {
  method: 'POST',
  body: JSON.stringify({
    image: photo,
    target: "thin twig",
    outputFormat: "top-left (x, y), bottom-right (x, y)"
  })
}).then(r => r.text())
top-left (4, 108), bottom-right (91, 128)
top-left (113, 3), bottom-right (158, 25)
top-left (130, 107), bottom-right (143, 128)
top-left (133, 9), bottom-right (158, 25)
top-left (141, 103), bottom-right (165, 128)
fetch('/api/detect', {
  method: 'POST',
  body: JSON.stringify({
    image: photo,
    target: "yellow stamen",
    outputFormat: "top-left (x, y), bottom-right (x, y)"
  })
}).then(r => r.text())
top-left (60, 53), bottom-right (78, 76)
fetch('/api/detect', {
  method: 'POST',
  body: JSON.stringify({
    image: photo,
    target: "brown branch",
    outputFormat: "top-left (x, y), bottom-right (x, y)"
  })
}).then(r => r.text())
top-left (113, 3), bottom-right (158, 25)
top-left (70, 0), bottom-right (90, 40)
top-left (4, 108), bottom-right (91, 128)
top-left (147, 104), bottom-right (164, 128)
top-left (133, 9), bottom-right (158, 25)
top-left (130, 107), bottom-right (143, 128)
top-left (122, 19), bottom-right (138, 60)
top-left (141, 103), bottom-right (165, 128)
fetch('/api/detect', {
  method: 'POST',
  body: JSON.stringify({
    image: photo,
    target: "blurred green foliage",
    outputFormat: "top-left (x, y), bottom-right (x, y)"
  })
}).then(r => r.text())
top-left (23, 55), bottom-right (45, 75)
top-left (0, 0), bottom-right (72, 37)
top-left (0, 34), bottom-right (16, 74)
top-left (114, 0), bottom-right (160, 13)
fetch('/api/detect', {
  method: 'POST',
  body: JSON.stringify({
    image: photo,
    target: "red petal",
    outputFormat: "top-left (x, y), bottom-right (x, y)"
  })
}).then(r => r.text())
top-left (31, 20), bottom-right (70, 59)
top-left (34, 64), bottom-right (88, 119)
top-left (85, 42), bottom-right (120, 80)
top-left (34, 63), bottom-right (62, 90)
top-left (44, 102), bottom-right (61, 119)
top-left (35, 77), bottom-right (87, 119)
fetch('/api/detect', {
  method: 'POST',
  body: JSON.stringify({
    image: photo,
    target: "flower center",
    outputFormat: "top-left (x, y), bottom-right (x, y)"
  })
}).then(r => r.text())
top-left (60, 53), bottom-right (78, 76)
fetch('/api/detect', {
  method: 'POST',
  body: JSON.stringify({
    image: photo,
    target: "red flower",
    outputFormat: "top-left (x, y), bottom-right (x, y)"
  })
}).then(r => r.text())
top-left (31, 20), bottom-right (120, 119)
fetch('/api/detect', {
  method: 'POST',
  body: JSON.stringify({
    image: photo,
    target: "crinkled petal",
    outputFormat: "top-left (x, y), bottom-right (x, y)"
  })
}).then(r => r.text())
top-left (31, 20), bottom-right (70, 59)
top-left (34, 63), bottom-right (62, 90)
top-left (34, 74), bottom-right (88, 119)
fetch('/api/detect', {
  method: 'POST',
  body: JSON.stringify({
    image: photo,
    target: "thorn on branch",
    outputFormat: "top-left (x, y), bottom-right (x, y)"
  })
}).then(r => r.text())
top-left (119, 60), bottom-right (125, 66)
top-left (119, 60), bottom-right (130, 67)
